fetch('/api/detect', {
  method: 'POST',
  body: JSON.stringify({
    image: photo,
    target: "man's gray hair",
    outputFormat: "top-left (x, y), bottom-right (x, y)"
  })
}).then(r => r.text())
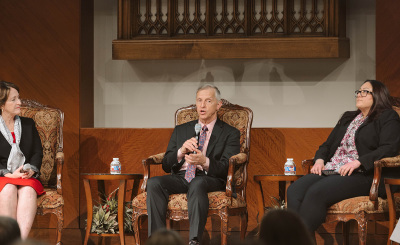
top-left (196, 84), bottom-right (221, 101)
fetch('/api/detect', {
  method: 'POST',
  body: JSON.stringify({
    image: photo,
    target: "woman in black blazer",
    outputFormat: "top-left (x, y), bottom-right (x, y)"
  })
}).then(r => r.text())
top-left (287, 80), bottom-right (400, 233)
top-left (0, 81), bottom-right (43, 240)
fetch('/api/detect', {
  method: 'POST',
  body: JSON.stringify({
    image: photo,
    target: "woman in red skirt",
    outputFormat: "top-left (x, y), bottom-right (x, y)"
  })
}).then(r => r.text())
top-left (0, 81), bottom-right (44, 239)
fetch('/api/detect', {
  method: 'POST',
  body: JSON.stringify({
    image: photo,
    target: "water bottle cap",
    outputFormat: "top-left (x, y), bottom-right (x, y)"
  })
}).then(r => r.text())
top-left (113, 158), bottom-right (119, 161)
top-left (287, 158), bottom-right (293, 160)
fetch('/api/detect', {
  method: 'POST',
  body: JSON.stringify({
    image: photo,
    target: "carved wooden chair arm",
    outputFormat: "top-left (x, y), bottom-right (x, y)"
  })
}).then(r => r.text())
top-left (55, 148), bottom-right (64, 195)
top-left (140, 152), bottom-right (165, 193)
top-left (370, 155), bottom-right (400, 207)
top-left (229, 153), bottom-right (248, 166)
top-left (226, 152), bottom-right (249, 198)
top-left (375, 155), bottom-right (400, 167)
top-left (146, 153), bottom-right (166, 165)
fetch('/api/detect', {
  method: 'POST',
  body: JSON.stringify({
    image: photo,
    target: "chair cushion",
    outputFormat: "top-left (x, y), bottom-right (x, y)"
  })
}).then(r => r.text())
top-left (132, 191), bottom-right (246, 211)
top-left (37, 189), bottom-right (64, 209)
top-left (326, 196), bottom-right (400, 214)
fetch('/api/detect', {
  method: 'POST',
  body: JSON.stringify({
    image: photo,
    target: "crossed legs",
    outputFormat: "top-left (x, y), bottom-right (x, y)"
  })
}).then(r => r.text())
top-left (0, 184), bottom-right (37, 239)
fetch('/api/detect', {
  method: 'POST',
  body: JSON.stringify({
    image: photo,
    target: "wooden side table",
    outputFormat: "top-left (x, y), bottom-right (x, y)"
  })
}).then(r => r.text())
top-left (253, 174), bottom-right (303, 222)
top-left (81, 173), bottom-right (143, 245)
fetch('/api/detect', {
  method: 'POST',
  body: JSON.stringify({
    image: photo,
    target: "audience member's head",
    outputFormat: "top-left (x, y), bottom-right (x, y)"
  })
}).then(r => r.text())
top-left (0, 216), bottom-right (21, 245)
top-left (259, 209), bottom-right (315, 245)
top-left (233, 237), bottom-right (266, 245)
top-left (146, 228), bottom-right (185, 245)
top-left (11, 239), bottom-right (47, 245)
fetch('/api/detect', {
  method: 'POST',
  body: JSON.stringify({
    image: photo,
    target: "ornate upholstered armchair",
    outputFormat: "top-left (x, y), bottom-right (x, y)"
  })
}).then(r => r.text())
top-left (131, 99), bottom-right (253, 245)
top-left (20, 99), bottom-right (64, 245)
top-left (301, 103), bottom-right (400, 245)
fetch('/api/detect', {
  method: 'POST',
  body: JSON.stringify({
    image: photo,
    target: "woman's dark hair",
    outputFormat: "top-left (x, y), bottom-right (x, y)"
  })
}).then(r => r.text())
top-left (259, 209), bottom-right (315, 245)
top-left (340, 80), bottom-right (393, 124)
top-left (0, 81), bottom-right (20, 115)
top-left (145, 228), bottom-right (185, 245)
top-left (10, 239), bottom-right (46, 245)
top-left (0, 216), bottom-right (21, 245)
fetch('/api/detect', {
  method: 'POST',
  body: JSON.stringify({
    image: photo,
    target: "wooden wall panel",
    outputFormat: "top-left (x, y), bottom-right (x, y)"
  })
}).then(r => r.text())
top-left (0, 0), bottom-right (85, 229)
top-left (79, 128), bottom-right (332, 233)
top-left (80, 0), bottom-right (94, 128)
top-left (376, 0), bottom-right (400, 97)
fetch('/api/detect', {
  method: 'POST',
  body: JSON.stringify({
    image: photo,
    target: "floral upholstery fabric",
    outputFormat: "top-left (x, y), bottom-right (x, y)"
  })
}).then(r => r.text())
top-left (327, 196), bottom-right (400, 214)
top-left (232, 153), bottom-right (248, 186)
top-left (218, 108), bottom-right (248, 154)
top-left (377, 155), bottom-right (400, 167)
top-left (132, 192), bottom-right (246, 211)
top-left (37, 189), bottom-right (64, 209)
top-left (176, 108), bottom-right (198, 126)
top-left (148, 153), bottom-right (165, 164)
top-left (20, 107), bottom-right (61, 187)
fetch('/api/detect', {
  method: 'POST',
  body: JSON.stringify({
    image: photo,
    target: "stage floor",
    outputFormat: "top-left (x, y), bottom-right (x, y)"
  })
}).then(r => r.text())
top-left (29, 228), bottom-right (389, 245)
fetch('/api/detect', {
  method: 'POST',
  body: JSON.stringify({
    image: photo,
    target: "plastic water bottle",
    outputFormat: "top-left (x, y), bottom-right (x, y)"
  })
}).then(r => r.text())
top-left (284, 158), bottom-right (296, 175)
top-left (110, 158), bottom-right (121, 174)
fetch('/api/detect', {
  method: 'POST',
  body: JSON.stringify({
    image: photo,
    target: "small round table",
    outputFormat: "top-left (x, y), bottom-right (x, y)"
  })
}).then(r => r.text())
top-left (81, 173), bottom-right (143, 245)
top-left (253, 174), bottom-right (303, 222)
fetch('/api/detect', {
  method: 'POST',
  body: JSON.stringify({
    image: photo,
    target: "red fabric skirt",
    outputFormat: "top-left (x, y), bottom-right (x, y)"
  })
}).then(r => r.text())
top-left (0, 177), bottom-right (45, 195)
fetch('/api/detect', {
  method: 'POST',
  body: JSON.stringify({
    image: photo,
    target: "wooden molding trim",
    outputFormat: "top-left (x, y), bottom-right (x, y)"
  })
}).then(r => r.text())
top-left (113, 37), bottom-right (350, 60)
top-left (113, 0), bottom-right (349, 60)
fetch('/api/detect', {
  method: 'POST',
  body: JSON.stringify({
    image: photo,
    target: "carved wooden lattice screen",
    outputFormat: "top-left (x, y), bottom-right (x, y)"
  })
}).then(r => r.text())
top-left (113, 0), bottom-right (349, 59)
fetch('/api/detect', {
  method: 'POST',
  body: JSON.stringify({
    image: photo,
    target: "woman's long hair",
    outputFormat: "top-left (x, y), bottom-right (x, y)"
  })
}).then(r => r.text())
top-left (339, 80), bottom-right (394, 124)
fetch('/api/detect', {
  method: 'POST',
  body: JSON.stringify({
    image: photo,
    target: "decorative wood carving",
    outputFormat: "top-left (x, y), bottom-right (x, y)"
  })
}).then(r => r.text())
top-left (355, 211), bottom-right (368, 244)
top-left (113, 0), bottom-right (349, 59)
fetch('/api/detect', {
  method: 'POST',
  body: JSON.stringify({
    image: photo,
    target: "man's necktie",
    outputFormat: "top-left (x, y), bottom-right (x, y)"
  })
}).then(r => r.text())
top-left (185, 125), bottom-right (208, 183)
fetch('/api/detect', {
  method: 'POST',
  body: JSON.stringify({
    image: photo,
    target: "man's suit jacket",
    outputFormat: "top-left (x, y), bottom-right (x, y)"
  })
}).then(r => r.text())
top-left (162, 119), bottom-right (240, 181)
top-left (0, 117), bottom-right (43, 175)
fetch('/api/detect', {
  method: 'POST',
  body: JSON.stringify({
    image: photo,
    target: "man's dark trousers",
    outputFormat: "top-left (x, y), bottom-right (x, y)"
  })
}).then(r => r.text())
top-left (146, 170), bottom-right (225, 241)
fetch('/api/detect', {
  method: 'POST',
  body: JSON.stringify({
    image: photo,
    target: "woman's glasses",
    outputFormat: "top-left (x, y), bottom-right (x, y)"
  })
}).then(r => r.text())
top-left (355, 90), bottom-right (373, 97)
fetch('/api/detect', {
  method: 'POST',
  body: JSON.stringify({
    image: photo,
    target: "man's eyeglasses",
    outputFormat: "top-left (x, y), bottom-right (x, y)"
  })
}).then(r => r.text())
top-left (355, 90), bottom-right (373, 97)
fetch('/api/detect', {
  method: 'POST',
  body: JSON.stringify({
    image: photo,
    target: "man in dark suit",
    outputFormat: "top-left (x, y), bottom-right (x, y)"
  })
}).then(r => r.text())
top-left (146, 84), bottom-right (241, 245)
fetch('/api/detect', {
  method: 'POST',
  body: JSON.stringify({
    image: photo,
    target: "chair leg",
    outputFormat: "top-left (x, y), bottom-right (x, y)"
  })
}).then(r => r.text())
top-left (132, 211), bottom-right (144, 245)
top-left (36, 207), bottom-right (64, 245)
top-left (240, 211), bottom-right (248, 240)
top-left (55, 206), bottom-right (64, 245)
top-left (355, 211), bottom-right (368, 245)
top-left (342, 221), bottom-right (349, 245)
top-left (220, 211), bottom-right (228, 245)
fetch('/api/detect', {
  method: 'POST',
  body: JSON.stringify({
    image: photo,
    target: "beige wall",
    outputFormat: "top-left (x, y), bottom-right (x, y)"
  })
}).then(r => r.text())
top-left (94, 0), bottom-right (375, 128)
